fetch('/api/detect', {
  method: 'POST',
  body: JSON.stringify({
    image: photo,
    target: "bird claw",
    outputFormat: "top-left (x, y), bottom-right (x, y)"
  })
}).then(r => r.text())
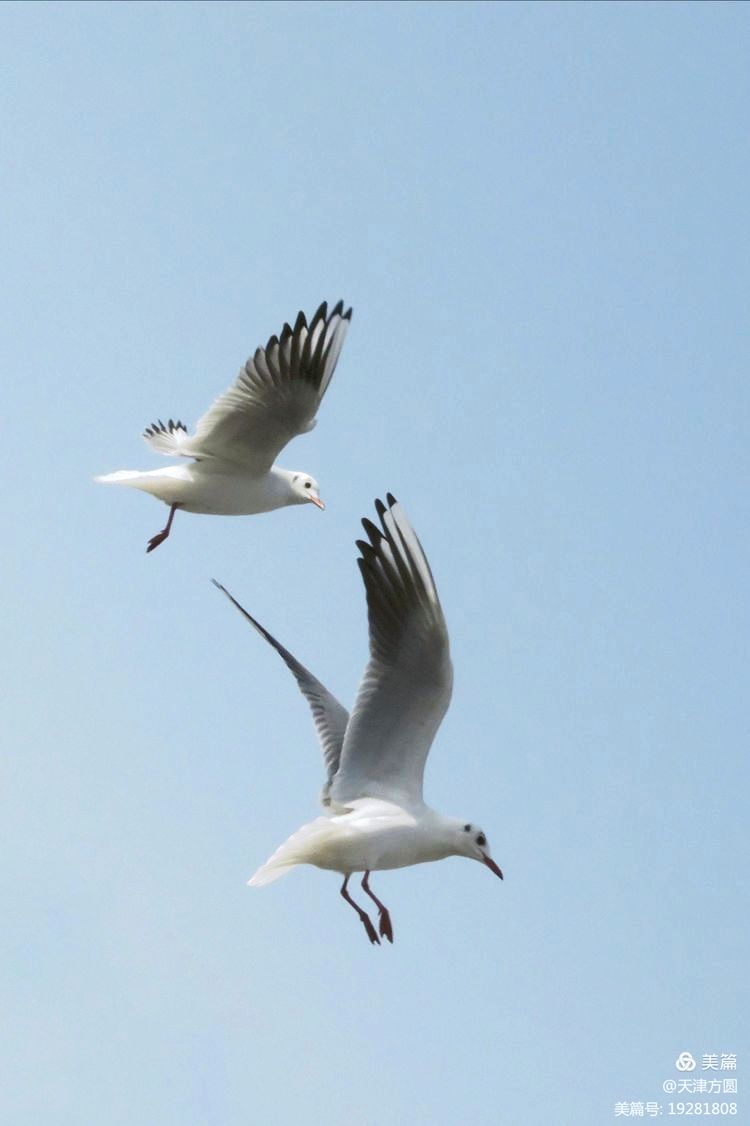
top-left (361, 914), bottom-right (381, 945)
top-left (146, 504), bottom-right (180, 553)
top-left (378, 910), bottom-right (394, 943)
top-left (146, 532), bottom-right (168, 553)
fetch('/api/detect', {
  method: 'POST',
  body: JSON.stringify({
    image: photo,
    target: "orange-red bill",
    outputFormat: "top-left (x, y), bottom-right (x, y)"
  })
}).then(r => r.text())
top-left (482, 854), bottom-right (504, 880)
top-left (309, 496), bottom-right (325, 510)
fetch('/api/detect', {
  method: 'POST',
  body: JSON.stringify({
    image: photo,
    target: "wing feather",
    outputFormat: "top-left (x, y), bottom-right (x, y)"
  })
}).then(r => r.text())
top-left (179, 301), bottom-right (351, 473)
top-left (142, 419), bottom-right (192, 456)
top-left (330, 495), bottom-right (453, 809)
top-left (212, 581), bottom-right (349, 806)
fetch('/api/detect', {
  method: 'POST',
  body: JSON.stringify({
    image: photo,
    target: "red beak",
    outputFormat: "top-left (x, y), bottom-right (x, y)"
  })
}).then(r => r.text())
top-left (309, 496), bottom-right (325, 510)
top-left (482, 853), bottom-right (504, 880)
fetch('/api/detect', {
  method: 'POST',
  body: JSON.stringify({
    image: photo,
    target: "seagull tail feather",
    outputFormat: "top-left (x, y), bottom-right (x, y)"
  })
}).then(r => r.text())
top-left (247, 859), bottom-right (298, 887)
top-left (247, 816), bottom-right (332, 888)
top-left (94, 470), bottom-right (146, 485)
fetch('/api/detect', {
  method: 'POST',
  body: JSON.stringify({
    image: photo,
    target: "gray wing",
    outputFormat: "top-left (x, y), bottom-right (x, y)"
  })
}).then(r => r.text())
top-left (330, 495), bottom-right (453, 810)
top-left (212, 581), bottom-right (349, 806)
top-left (167, 301), bottom-right (352, 473)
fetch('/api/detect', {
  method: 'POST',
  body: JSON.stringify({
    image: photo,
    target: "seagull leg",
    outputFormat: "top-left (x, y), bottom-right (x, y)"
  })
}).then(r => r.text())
top-left (361, 871), bottom-right (394, 943)
top-left (146, 503), bottom-right (182, 553)
top-left (340, 875), bottom-right (380, 945)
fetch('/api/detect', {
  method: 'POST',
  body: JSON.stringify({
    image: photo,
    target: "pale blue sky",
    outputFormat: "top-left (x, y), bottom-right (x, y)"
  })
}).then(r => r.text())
top-left (2, 3), bottom-right (748, 1123)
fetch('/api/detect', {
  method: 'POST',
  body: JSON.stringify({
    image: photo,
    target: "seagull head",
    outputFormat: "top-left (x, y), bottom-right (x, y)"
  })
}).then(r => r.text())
top-left (290, 473), bottom-right (325, 510)
top-left (455, 821), bottom-right (504, 879)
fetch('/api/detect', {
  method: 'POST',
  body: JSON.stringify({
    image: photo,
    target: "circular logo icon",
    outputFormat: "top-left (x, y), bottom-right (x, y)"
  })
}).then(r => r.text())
top-left (676, 1051), bottom-right (696, 1072)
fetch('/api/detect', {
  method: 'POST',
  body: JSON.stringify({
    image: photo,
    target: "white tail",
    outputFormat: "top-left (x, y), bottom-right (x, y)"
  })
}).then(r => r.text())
top-left (248, 816), bottom-right (333, 887)
top-left (248, 859), bottom-right (298, 887)
top-left (94, 470), bottom-right (144, 485)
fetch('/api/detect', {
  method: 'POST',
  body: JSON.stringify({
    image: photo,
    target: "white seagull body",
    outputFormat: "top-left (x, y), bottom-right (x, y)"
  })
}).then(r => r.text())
top-left (96, 300), bottom-right (352, 552)
top-left (214, 495), bottom-right (503, 945)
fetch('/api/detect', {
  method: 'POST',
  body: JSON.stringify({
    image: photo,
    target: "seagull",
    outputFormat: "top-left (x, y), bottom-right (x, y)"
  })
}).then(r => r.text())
top-left (213, 494), bottom-right (503, 946)
top-left (96, 300), bottom-right (352, 552)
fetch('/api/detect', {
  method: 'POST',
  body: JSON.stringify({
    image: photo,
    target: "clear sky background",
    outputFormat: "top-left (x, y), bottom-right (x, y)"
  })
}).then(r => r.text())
top-left (2, 3), bottom-right (748, 1124)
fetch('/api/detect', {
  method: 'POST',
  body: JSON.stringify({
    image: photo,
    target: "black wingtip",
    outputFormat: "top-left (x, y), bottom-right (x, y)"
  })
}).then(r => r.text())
top-left (356, 535), bottom-right (377, 555)
top-left (360, 516), bottom-right (384, 544)
top-left (309, 299), bottom-right (352, 324)
top-left (385, 492), bottom-right (398, 508)
top-left (143, 418), bottom-right (187, 438)
top-left (211, 578), bottom-right (259, 625)
top-left (211, 577), bottom-right (241, 606)
top-left (211, 578), bottom-right (237, 604)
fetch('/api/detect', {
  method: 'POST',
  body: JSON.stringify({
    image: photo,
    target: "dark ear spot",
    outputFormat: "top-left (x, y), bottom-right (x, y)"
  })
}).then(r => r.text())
top-left (464, 824), bottom-right (471, 832)
top-left (292, 473), bottom-right (299, 482)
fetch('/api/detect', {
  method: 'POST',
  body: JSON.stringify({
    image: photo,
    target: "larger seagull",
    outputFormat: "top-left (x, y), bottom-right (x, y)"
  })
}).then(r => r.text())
top-left (213, 494), bottom-right (503, 945)
top-left (96, 300), bottom-right (352, 552)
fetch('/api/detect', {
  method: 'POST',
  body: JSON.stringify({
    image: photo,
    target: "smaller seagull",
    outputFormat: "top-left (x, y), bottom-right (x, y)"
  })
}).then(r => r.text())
top-left (213, 494), bottom-right (503, 946)
top-left (96, 300), bottom-right (352, 552)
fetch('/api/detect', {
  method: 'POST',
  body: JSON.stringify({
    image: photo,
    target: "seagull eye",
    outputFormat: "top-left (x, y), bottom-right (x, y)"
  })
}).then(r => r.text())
top-left (476, 832), bottom-right (486, 847)
top-left (304, 482), bottom-right (312, 489)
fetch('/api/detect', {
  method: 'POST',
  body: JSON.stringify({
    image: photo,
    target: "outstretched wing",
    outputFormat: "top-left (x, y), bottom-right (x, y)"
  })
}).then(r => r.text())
top-left (164, 301), bottom-right (351, 474)
top-left (212, 581), bottom-right (349, 807)
top-left (330, 495), bottom-right (453, 810)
